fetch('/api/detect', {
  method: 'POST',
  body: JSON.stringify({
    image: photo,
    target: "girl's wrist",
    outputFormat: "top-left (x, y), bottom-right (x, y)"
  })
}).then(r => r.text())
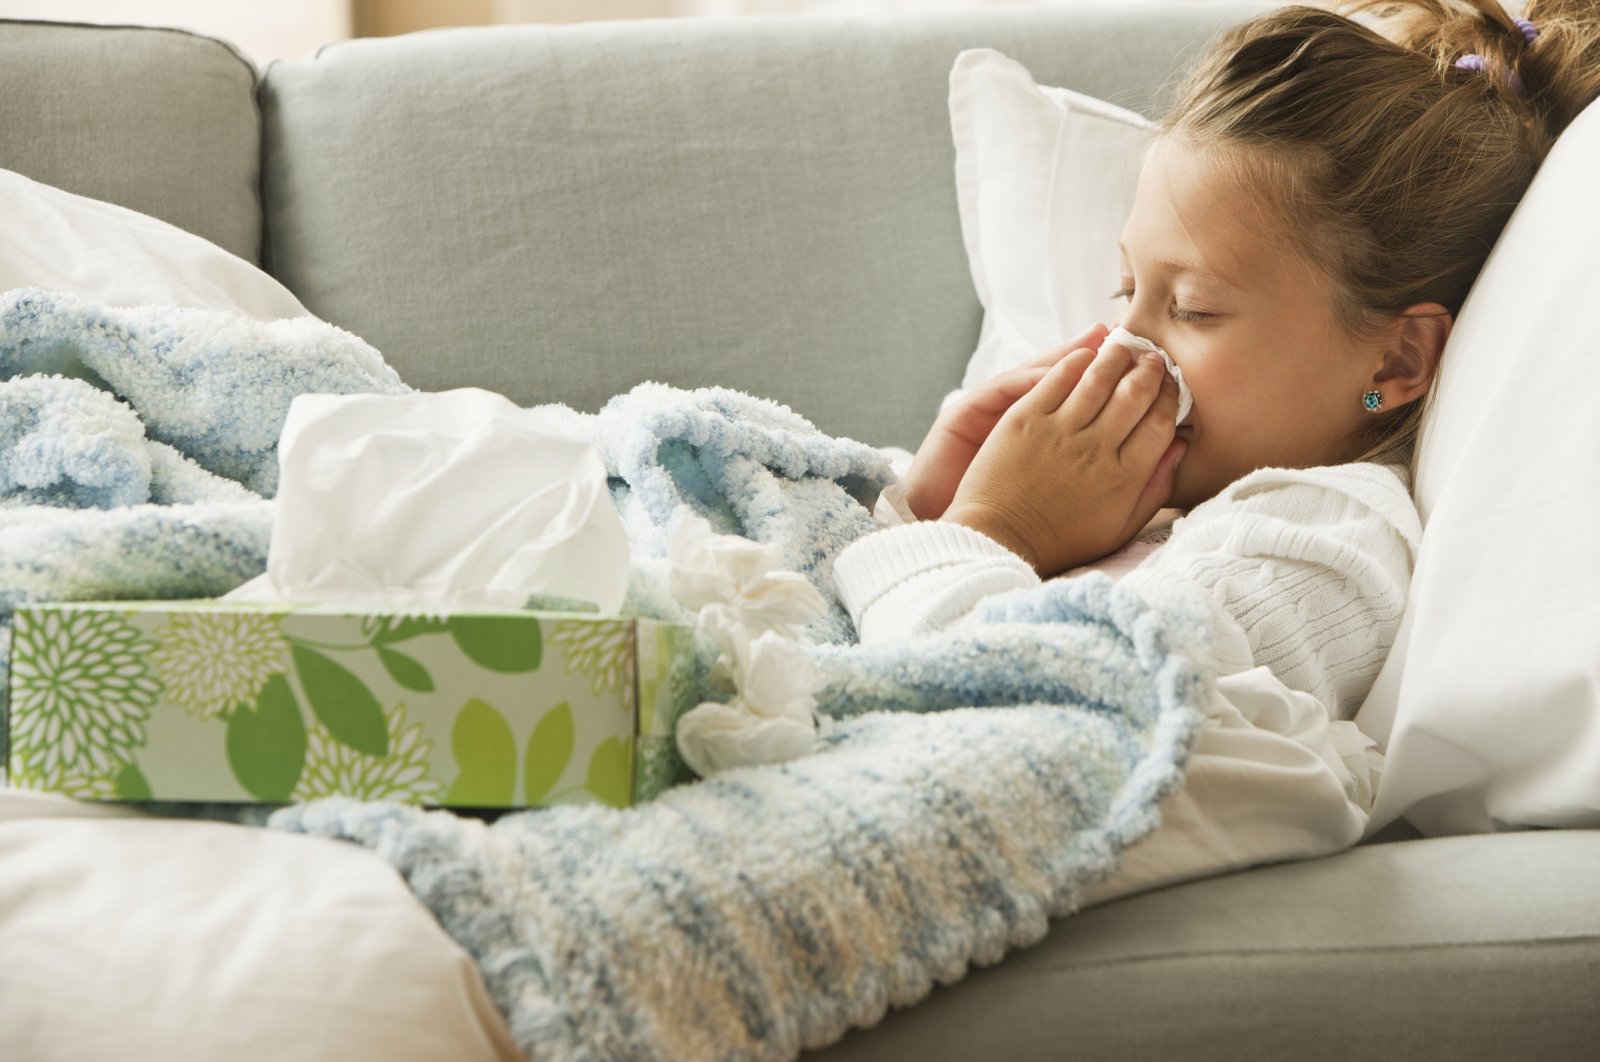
top-left (897, 479), bottom-right (933, 521)
top-left (940, 504), bottom-right (1040, 570)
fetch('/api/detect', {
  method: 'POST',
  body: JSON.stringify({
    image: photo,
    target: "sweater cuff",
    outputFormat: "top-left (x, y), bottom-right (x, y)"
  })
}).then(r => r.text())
top-left (833, 519), bottom-right (1034, 621)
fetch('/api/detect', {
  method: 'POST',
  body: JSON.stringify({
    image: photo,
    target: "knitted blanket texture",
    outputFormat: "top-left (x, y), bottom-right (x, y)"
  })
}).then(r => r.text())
top-left (0, 289), bottom-right (1213, 1061)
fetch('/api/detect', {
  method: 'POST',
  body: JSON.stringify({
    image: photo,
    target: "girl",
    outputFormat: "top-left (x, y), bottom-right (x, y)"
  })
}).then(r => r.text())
top-left (835, 0), bottom-right (1600, 901)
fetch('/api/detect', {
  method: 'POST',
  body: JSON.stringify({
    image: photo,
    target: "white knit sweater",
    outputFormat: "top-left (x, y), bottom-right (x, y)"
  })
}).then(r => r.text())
top-left (833, 462), bottom-right (1422, 722)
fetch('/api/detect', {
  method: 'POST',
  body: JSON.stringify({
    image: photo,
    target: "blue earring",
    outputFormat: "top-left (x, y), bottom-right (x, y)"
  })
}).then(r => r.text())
top-left (1363, 390), bottom-right (1384, 413)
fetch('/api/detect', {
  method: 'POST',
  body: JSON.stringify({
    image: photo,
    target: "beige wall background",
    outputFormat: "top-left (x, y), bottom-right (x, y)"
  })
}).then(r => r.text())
top-left (0, 0), bottom-right (351, 61)
top-left (355, 0), bottom-right (1048, 37)
top-left (354, 0), bottom-right (683, 38)
top-left (0, 0), bottom-right (1074, 63)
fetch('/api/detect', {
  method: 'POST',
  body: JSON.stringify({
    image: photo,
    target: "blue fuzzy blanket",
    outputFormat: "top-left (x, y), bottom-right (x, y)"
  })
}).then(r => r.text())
top-left (0, 289), bottom-right (1213, 1061)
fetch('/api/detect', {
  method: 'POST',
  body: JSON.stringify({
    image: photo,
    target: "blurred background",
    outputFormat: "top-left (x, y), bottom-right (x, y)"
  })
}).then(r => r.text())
top-left (0, 0), bottom-right (1150, 64)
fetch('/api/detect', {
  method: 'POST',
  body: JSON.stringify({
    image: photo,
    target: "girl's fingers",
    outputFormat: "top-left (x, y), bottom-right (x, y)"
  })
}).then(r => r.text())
top-left (974, 365), bottom-right (1053, 410)
top-left (950, 365), bottom-right (1053, 435)
top-left (1118, 370), bottom-right (1181, 468)
top-left (1089, 353), bottom-right (1168, 441)
top-left (1055, 339), bottom-right (1141, 429)
top-left (1018, 322), bottom-right (1110, 371)
top-left (1014, 345), bottom-right (1098, 415)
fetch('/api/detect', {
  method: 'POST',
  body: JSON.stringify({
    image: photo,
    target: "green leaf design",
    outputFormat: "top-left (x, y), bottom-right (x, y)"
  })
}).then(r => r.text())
top-left (585, 736), bottom-right (633, 809)
top-left (448, 615), bottom-right (541, 673)
top-left (378, 647), bottom-right (434, 692)
top-left (113, 760), bottom-right (153, 800)
top-left (226, 674), bottom-right (307, 801)
top-left (373, 616), bottom-right (451, 645)
top-left (291, 644), bottom-right (388, 757)
top-left (445, 698), bottom-right (516, 806)
top-left (523, 701), bottom-right (575, 805)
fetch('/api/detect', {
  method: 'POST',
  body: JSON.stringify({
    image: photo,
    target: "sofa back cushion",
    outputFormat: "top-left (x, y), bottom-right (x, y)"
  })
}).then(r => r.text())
top-left (258, 3), bottom-right (1258, 450)
top-left (0, 20), bottom-right (263, 264)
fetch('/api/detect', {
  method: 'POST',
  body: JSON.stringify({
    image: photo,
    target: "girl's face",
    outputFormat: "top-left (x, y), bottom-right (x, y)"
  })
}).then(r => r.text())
top-left (1114, 137), bottom-right (1389, 509)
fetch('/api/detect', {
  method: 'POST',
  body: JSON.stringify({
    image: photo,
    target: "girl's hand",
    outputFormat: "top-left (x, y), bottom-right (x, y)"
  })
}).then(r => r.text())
top-left (899, 323), bottom-right (1111, 521)
top-left (941, 339), bottom-right (1187, 577)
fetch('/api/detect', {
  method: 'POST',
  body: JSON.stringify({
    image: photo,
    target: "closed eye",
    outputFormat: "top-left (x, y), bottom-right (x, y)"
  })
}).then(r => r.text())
top-left (1110, 286), bottom-right (1213, 323)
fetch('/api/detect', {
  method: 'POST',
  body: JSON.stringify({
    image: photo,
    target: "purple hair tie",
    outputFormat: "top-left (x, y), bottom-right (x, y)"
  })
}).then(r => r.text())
top-left (1455, 17), bottom-right (1536, 95)
top-left (1454, 51), bottom-right (1528, 97)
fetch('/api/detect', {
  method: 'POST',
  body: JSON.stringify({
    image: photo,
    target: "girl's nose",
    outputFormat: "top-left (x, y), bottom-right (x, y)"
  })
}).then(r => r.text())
top-left (1111, 311), bottom-right (1165, 354)
top-left (1112, 302), bottom-right (1159, 348)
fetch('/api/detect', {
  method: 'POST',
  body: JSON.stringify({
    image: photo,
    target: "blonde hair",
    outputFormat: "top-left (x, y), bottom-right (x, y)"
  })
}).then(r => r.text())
top-left (1157, 0), bottom-right (1600, 466)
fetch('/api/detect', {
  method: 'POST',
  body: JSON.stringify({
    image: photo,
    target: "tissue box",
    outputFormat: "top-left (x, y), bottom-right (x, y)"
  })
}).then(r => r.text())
top-left (4, 600), bottom-right (701, 809)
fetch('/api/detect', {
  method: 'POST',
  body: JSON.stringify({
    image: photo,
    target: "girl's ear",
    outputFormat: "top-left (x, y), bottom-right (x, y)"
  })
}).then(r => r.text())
top-left (1372, 303), bottom-right (1451, 407)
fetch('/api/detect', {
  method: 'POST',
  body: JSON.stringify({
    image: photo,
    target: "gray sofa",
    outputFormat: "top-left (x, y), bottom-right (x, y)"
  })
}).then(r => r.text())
top-left (3, 4), bottom-right (1597, 1058)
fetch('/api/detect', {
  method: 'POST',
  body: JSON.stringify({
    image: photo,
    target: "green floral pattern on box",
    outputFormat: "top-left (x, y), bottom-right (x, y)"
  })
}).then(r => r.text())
top-left (550, 619), bottom-right (635, 712)
top-left (9, 762), bottom-right (120, 800)
top-left (295, 701), bottom-right (443, 803)
top-left (446, 697), bottom-right (634, 809)
top-left (9, 610), bottom-right (158, 782)
top-left (153, 611), bottom-right (288, 719)
top-left (634, 738), bottom-right (680, 798)
top-left (7, 603), bottom-right (696, 808)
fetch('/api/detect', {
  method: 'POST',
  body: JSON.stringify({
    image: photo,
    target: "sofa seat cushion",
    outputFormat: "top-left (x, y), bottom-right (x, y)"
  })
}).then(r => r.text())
top-left (814, 831), bottom-right (1600, 1060)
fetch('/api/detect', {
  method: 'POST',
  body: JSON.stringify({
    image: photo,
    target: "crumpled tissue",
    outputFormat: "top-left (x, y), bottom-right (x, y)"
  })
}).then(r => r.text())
top-left (1106, 325), bottom-right (1193, 425)
top-left (668, 514), bottom-right (831, 776)
top-left (226, 387), bottom-right (630, 614)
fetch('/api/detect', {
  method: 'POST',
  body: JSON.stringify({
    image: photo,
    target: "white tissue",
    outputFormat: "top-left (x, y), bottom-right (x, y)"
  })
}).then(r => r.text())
top-left (668, 517), bottom-right (828, 640)
top-left (668, 514), bottom-right (830, 777)
top-left (673, 631), bottom-right (823, 777)
top-left (226, 387), bottom-right (630, 614)
top-left (1105, 326), bottom-right (1193, 425)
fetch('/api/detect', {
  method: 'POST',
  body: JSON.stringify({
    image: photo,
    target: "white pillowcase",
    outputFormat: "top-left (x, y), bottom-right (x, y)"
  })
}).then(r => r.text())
top-left (0, 166), bottom-right (308, 320)
top-left (0, 790), bottom-right (523, 1062)
top-left (947, 48), bottom-right (1156, 397)
top-left (1355, 96), bottom-right (1600, 835)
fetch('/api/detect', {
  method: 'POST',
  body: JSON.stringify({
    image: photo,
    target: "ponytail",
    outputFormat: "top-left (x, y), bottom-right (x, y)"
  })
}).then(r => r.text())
top-left (1344, 0), bottom-right (1600, 153)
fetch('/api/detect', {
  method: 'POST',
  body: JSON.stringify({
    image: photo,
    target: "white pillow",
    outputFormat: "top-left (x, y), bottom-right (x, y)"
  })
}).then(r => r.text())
top-left (1355, 96), bottom-right (1600, 835)
top-left (0, 789), bottom-right (523, 1062)
top-left (0, 167), bottom-right (308, 320)
top-left (947, 48), bottom-right (1156, 398)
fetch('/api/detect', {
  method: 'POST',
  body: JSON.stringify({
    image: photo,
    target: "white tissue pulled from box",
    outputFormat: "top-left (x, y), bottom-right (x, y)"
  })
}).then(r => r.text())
top-left (225, 387), bottom-right (630, 615)
top-left (1106, 325), bottom-right (1193, 425)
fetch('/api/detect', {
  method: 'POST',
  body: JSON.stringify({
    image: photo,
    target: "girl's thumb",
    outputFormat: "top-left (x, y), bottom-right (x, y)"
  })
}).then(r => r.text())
top-left (1128, 437), bottom-right (1187, 533)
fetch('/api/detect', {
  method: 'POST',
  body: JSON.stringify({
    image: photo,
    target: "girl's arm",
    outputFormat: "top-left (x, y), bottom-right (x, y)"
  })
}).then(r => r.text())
top-left (836, 323), bottom-right (1115, 644)
top-left (1122, 461), bottom-right (1422, 720)
top-left (834, 518), bottom-right (1041, 644)
top-left (837, 460), bottom-right (1420, 723)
